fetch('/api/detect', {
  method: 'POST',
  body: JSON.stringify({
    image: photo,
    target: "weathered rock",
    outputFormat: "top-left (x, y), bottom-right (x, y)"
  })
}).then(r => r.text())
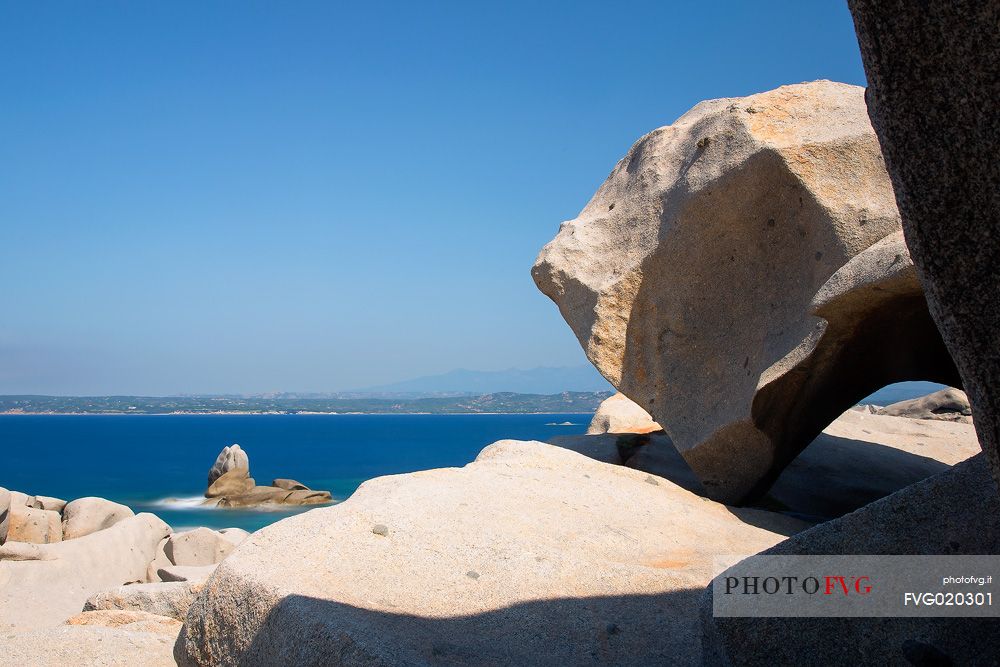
top-left (0, 623), bottom-right (180, 667)
top-left (587, 392), bottom-right (662, 435)
top-left (848, 0), bottom-right (1000, 490)
top-left (878, 387), bottom-right (972, 422)
top-left (61, 497), bottom-right (134, 540)
top-left (32, 496), bottom-right (67, 513)
top-left (157, 564), bottom-right (216, 583)
top-left (533, 81), bottom-right (960, 503)
top-left (85, 581), bottom-right (205, 621)
top-left (0, 513), bottom-right (170, 629)
top-left (214, 486), bottom-right (330, 508)
top-left (0, 542), bottom-right (56, 561)
top-left (705, 454), bottom-right (1000, 666)
top-left (0, 488), bottom-right (10, 544)
top-left (6, 505), bottom-right (62, 544)
top-left (164, 527), bottom-right (235, 566)
top-left (65, 609), bottom-right (181, 634)
top-left (282, 489), bottom-right (332, 505)
top-left (207, 444), bottom-right (249, 486)
top-left (144, 537), bottom-right (172, 583)
top-left (205, 468), bottom-right (255, 498)
top-left (217, 527), bottom-right (250, 547)
top-left (271, 478), bottom-right (309, 491)
top-left (176, 440), bottom-right (803, 666)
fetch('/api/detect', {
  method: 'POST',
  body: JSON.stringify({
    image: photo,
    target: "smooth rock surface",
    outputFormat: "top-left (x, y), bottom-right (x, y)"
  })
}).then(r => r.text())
top-left (145, 537), bottom-right (172, 583)
top-left (207, 444), bottom-right (249, 486)
top-left (878, 387), bottom-right (972, 422)
top-left (157, 564), bottom-right (217, 583)
top-left (0, 513), bottom-right (170, 629)
top-left (205, 468), bottom-right (255, 498)
top-left (533, 81), bottom-right (960, 503)
top-left (61, 497), bottom-right (134, 540)
top-left (587, 393), bottom-right (662, 435)
top-left (176, 440), bottom-right (802, 666)
top-left (217, 527), bottom-right (250, 547)
top-left (164, 527), bottom-right (235, 566)
top-left (705, 454), bottom-right (1000, 666)
top-left (85, 581), bottom-right (205, 621)
top-left (0, 623), bottom-right (180, 667)
top-left (32, 495), bottom-right (67, 513)
top-left (849, 0), bottom-right (1000, 490)
top-left (6, 505), bottom-right (62, 544)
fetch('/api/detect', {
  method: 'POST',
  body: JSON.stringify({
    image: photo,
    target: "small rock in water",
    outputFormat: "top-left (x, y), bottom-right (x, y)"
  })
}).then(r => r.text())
top-left (372, 524), bottom-right (388, 537)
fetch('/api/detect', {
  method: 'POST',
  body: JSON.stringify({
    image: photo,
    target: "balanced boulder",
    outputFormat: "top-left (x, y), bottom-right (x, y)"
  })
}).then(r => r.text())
top-left (533, 81), bottom-right (959, 503)
top-left (207, 444), bottom-right (249, 486)
top-left (587, 393), bottom-right (662, 435)
top-left (61, 497), bottom-right (134, 540)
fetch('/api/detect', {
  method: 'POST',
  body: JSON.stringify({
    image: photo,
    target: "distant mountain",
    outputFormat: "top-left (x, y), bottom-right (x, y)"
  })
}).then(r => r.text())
top-left (360, 365), bottom-right (613, 396)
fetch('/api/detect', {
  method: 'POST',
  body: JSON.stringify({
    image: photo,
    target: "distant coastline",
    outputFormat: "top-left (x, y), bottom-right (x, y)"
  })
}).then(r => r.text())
top-left (0, 391), bottom-right (612, 416)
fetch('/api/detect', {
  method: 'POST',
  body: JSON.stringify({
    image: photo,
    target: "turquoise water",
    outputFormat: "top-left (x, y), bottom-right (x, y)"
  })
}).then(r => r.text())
top-left (0, 414), bottom-right (591, 532)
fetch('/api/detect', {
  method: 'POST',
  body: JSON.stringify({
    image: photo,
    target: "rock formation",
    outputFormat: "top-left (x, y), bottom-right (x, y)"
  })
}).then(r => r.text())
top-left (202, 445), bottom-right (332, 507)
top-left (587, 393), bottom-right (662, 435)
top-left (85, 580), bottom-right (205, 621)
top-left (878, 387), bottom-right (972, 422)
top-left (61, 497), bottom-right (134, 540)
top-left (532, 80), bottom-right (960, 503)
top-left (175, 440), bottom-right (803, 666)
top-left (848, 0), bottom-right (1000, 489)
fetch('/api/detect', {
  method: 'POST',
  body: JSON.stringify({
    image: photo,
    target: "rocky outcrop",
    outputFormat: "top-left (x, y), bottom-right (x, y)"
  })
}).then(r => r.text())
top-left (163, 528), bottom-right (236, 567)
top-left (6, 505), bottom-right (62, 544)
top-left (705, 454), bottom-right (1000, 665)
top-left (203, 445), bottom-right (332, 507)
top-left (533, 81), bottom-right (960, 503)
top-left (207, 444), bottom-right (249, 486)
top-left (85, 581), bottom-right (205, 621)
top-left (0, 513), bottom-right (171, 629)
top-left (61, 497), bottom-right (134, 540)
top-left (0, 622), bottom-right (180, 667)
top-left (878, 387), bottom-right (972, 422)
top-left (176, 440), bottom-right (804, 666)
top-left (587, 393), bottom-right (662, 435)
top-left (848, 0), bottom-right (1000, 490)
top-left (32, 496), bottom-right (67, 513)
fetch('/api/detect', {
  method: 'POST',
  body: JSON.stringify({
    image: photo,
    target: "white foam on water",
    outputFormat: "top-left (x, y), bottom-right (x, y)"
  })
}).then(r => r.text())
top-left (149, 495), bottom-right (210, 509)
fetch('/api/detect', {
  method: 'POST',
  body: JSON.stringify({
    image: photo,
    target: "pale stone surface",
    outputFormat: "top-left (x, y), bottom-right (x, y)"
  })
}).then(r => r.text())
top-left (6, 505), bottom-right (62, 544)
top-left (0, 542), bottom-right (56, 561)
top-left (176, 440), bottom-right (801, 666)
top-left (157, 564), bottom-right (217, 583)
top-left (85, 581), bottom-right (205, 621)
top-left (32, 496), bottom-right (67, 513)
top-left (218, 527), bottom-right (250, 547)
top-left (533, 81), bottom-right (960, 503)
top-left (144, 537), bottom-right (172, 583)
top-left (65, 609), bottom-right (181, 634)
top-left (587, 392), bottom-right (662, 435)
top-left (164, 527), bottom-right (235, 566)
top-left (0, 513), bottom-right (170, 630)
top-left (0, 624), bottom-right (180, 667)
top-left (705, 454), bottom-right (1000, 666)
top-left (207, 444), bottom-right (249, 486)
top-left (878, 387), bottom-right (972, 422)
top-left (61, 497), bottom-right (134, 540)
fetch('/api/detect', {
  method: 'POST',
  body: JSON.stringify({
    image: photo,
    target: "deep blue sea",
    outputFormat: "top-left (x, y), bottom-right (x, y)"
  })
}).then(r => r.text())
top-left (0, 414), bottom-right (591, 532)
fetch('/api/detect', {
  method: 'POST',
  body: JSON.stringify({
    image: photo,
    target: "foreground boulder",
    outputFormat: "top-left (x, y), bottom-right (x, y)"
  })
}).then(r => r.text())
top-left (587, 393), bottom-right (662, 435)
top-left (0, 622), bottom-right (180, 667)
top-left (705, 454), bottom-right (1000, 666)
top-left (848, 0), bottom-right (1000, 490)
top-left (0, 513), bottom-right (170, 629)
top-left (532, 81), bottom-right (960, 503)
top-left (61, 497), bottom-right (134, 540)
top-left (164, 527), bottom-right (235, 566)
top-left (176, 440), bottom-right (804, 666)
top-left (6, 505), bottom-right (62, 544)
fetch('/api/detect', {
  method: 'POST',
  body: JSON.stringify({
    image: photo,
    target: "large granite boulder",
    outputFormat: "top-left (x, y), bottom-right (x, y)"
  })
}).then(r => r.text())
top-left (6, 505), bottom-right (62, 544)
top-left (85, 581), bottom-right (205, 621)
top-left (207, 444), bottom-right (249, 486)
top-left (0, 622), bottom-right (180, 667)
top-left (0, 513), bottom-right (170, 629)
top-left (61, 497), bottom-right (134, 540)
top-left (175, 440), bottom-right (803, 666)
top-left (849, 0), bottom-right (1000, 489)
top-left (704, 454), bottom-right (1000, 666)
top-left (163, 528), bottom-right (235, 567)
top-left (878, 387), bottom-right (972, 422)
top-left (587, 392), bottom-right (662, 435)
top-left (533, 80), bottom-right (960, 503)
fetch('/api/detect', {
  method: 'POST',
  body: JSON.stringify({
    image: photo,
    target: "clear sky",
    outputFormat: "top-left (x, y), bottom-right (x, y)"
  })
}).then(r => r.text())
top-left (0, 1), bottom-right (866, 395)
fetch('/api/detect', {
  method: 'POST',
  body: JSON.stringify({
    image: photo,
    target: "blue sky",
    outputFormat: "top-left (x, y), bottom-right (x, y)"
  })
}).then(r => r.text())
top-left (0, 1), bottom-right (866, 394)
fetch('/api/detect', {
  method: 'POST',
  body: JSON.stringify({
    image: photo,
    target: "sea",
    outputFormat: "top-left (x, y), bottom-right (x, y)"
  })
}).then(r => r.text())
top-left (0, 414), bottom-right (592, 532)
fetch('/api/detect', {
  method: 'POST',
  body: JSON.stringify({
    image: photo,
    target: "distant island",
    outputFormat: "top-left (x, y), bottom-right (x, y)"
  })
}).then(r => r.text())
top-left (0, 391), bottom-right (613, 415)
